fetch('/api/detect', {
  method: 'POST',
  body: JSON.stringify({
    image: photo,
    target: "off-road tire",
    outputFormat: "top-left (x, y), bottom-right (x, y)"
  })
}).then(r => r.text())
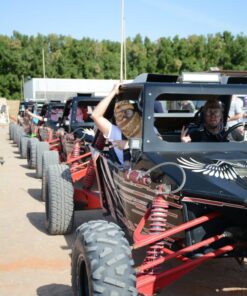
top-left (9, 122), bottom-right (16, 140)
top-left (20, 135), bottom-right (29, 159)
top-left (27, 138), bottom-right (39, 169)
top-left (45, 164), bottom-right (74, 235)
top-left (36, 142), bottom-right (50, 178)
top-left (41, 151), bottom-right (59, 201)
top-left (12, 124), bottom-right (18, 142)
top-left (17, 126), bottom-right (25, 149)
top-left (13, 125), bottom-right (20, 144)
top-left (71, 220), bottom-right (137, 296)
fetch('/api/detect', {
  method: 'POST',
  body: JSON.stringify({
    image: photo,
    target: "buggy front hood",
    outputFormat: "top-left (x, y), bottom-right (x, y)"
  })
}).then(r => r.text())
top-left (145, 151), bottom-right (247, 206)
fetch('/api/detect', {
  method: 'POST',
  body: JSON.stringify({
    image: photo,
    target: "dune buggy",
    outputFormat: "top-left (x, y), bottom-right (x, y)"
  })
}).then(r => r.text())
top-left (71, 73), bottom-right (247, 295)
top-left (44, 96), bottom-right (103, 234)
top-left (24, 101), bottom-right (65, 174)
top-left (9, 99), bottom-right (44, 148)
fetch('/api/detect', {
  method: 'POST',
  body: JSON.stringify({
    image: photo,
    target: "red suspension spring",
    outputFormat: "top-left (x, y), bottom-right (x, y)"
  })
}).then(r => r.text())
top-left (82, 132), bottom-right (106, 189)
top-left (70, 141), bottom-right (80, 169)
top-left (144, 195), bottom-right (169, 273)
top-left (72, 141), bottom-right (80, 158)
top-left (82, 160), bottom-right (95, 189)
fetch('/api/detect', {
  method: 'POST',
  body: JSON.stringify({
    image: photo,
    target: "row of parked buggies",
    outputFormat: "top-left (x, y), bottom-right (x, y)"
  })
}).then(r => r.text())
top-left (8, 73), bottom-right (247, 295)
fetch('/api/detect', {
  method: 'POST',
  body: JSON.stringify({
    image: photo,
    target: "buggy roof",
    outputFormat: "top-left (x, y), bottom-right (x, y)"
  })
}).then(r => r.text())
top-left (118, 74), bottom-right (247, 154)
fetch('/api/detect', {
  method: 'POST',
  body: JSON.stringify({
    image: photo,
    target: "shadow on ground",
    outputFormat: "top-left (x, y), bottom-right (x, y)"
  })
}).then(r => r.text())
top-left (26, 171), bottom-right (38, 178)
top-left (26, 212), bottom-right (47, 234)
top-left (28, 188), bottom-right (42, 202)
top-left (20, 163), bottom-right (30, 169)
top-left (37, 284), bottom-right (73, 296)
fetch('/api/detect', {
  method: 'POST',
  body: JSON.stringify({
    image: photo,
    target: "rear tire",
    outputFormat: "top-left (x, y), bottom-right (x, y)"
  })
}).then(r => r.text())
top-left (20, 135), bottom-right (29, 158)
top-left (45, 164), bottom-right (74, 234)
top-left (9, 122), bottom-right (16, 140)
top-left (36, 142), bottom-right (50, 178)
top-left (71, 220), bottom-right (137, 296)
top-left (41, 151), bottom-right (59, 201)
top-left (17, 126), bottom-right (25, 149)
top-left (27, 138), bottom-right (39, 169)
top-left (13, 125), bottom-right (20, 144)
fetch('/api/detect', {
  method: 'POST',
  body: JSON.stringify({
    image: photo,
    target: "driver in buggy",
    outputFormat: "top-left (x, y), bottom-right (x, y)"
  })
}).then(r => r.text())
top-left (181, 99), bottom-right (228, 143)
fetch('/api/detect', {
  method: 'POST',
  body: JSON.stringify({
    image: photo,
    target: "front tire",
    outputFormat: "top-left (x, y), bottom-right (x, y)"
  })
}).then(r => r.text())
top-left (45, 164), bottom-right (74, 234)
top-left (71, 220), bottom-right (137, 296)
top-left (41, 150), bottom-right (59, 201)
top-left (36, 141), bottom-right (50, 178)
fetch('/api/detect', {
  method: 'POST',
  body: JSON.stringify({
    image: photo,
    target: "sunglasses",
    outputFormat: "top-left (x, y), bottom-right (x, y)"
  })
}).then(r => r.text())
top-left (205, 109), bottom-right (222, 117)
top-left (115, 109), bottom-right (134, 119)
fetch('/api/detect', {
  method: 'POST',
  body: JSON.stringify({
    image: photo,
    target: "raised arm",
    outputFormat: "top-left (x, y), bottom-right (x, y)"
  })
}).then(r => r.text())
top-left (91, 82), bottom-right (121, 136)
top-left (25, 109), bottom-right (44, 122)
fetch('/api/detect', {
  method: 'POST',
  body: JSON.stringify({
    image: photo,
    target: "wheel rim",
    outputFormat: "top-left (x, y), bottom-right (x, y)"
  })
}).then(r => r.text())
top-left (77, 254), bottom-right (90, 296)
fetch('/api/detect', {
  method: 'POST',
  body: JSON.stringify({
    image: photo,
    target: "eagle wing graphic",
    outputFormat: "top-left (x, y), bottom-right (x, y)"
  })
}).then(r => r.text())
top-left (177, 157), bottom-right (239, 180)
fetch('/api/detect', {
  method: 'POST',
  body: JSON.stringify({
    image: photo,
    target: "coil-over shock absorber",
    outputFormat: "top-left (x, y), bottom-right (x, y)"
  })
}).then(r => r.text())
top-left (141, 162), bottom-right (186, 274)
top-left (70, 140), bottom-right (80, 169)
top-left (72, 141), bottom-right (80, 158)
top-left (144, 195), bottom-right (169, 273)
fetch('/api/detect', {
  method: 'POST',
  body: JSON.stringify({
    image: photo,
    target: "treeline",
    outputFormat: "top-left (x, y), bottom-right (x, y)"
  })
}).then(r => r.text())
top-left (1, 31), bottom-right (247, 99)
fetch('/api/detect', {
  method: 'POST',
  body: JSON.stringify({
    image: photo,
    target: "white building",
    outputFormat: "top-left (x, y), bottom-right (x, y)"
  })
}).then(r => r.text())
top-left (24, 78), bottom-right (131, 101)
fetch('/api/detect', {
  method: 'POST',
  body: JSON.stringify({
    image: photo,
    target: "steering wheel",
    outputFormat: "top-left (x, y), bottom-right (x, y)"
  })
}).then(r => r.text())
top-left (222, 122), bottom-right (245, 141)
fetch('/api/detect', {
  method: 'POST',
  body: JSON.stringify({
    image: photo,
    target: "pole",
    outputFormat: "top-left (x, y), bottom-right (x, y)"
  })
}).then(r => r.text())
top-left (120, 0), bottom-right (124, 82)
top-left (21, 75), bottom-right (25, 100)
top-left (42, 48), bottom-right (46, 78)
top-left (124, 17), bottom-right (127, 80)
top-left (42, 48), bottom-right (47, 100)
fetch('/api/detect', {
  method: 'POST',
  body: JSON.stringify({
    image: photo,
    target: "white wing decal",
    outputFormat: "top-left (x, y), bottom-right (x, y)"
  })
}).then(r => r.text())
top-left (177, 157), bottom-right (239, 180)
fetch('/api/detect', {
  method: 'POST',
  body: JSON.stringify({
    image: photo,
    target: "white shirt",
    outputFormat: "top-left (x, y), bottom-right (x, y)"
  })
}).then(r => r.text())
top-left (227, 96), bottom-right (243, 127)
top-left (105, 123), bottom-right (124, 164)
top-left (104, 123), bottom-right (160, 164)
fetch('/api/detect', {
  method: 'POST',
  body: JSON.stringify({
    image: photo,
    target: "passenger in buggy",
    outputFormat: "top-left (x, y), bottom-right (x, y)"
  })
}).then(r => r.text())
top-left (56, 105), bottom-right (94, 142)
top-left (91, 83), bottom-right (142, 165)
top-left (75, 106), bottom-right (90, 123)
top-left (180, 99), bottom-right (228, 143)
top-left (25, 108), bottom-right (46, 125)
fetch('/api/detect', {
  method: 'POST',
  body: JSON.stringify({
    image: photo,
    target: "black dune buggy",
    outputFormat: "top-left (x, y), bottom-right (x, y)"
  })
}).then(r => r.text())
top-left (71, 73), bottom-right (247, 295)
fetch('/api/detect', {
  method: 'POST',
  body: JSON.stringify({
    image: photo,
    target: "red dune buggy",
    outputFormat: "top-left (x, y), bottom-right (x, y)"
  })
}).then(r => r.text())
top-left (44, 96), bottom-right (103, 234)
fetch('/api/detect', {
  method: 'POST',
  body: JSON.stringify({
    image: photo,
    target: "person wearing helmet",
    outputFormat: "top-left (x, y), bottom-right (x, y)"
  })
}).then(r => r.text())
top-left (91, 83), bottom-right (142, 165)
top-left (181, 99), bottom-right (227, 142)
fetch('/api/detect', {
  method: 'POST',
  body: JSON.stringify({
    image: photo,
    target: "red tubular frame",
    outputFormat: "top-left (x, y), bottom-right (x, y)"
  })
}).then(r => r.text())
top-left (68, 152), bottom-right (92, 183)
top-left (136, 245), bottom-right (234, 296)
top-left (48, 138), bottom-right (60, 151)
top-left (133, 210), bottom-right (220, 249)
top-left (133, 203), bottom-right (234, 295)
top-left (74, 188), bottom-right (101, 209)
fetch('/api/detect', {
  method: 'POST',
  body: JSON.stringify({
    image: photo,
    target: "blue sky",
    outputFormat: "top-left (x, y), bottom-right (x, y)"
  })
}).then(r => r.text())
top-left (1, 0), bottom-right (246, 42)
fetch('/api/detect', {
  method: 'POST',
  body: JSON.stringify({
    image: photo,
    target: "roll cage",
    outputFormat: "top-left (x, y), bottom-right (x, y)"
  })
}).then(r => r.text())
top-left (114, 78), bottom-right (247, 155)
